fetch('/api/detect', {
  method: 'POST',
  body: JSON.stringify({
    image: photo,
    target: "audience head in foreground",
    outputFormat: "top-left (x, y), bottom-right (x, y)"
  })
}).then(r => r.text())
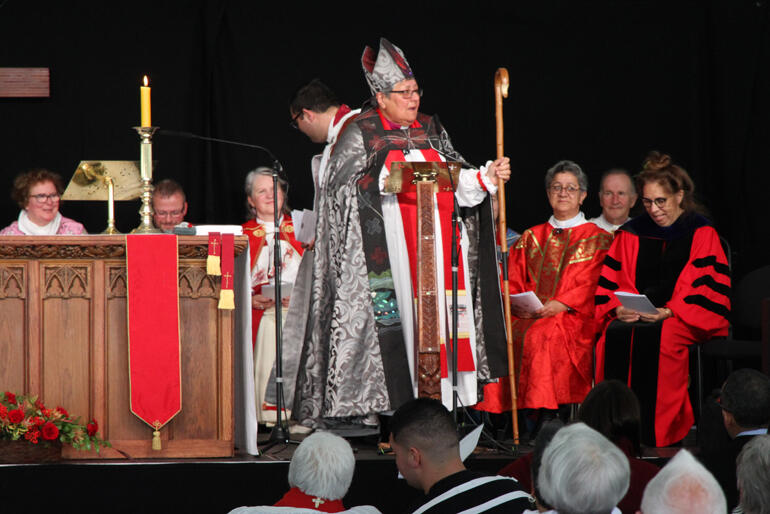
top-left (390, 398), bottom-right (533, 513)
top-left (719, 368), bottom-right (770, 438)
top-left (538, 422), bottom-right (629, 514)
top-left (640, 449), bottom-right (726, 514)
top-left (578, 379), bottom-right (643, 456)
top-left (1, 168), bottom-right (86, 235)
top-left (228, 431), bottom-right (380, 513)
top-left (151, 178), bottom-right (189, 232)
top-left (287, 431), bottom-right (355, 504)
top-left (735, 434), bottom-right (770, 514)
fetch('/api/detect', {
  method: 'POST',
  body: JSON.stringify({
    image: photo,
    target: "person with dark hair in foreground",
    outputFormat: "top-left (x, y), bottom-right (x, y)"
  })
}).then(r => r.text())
top-left (595, 150), bottom-right (731, 447)
top-left (576, 380), bottom-right (659, 513)
top-left (1, 168), bottom-right (86, 235)
top-left (390, 398), bottom-right (533, 514)
top-left (700, 368), bottom-right (770, 511)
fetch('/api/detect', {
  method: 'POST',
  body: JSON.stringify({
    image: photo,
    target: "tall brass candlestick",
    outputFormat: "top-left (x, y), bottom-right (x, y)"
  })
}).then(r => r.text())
top-left (132, 126), bottom-right (160, 233)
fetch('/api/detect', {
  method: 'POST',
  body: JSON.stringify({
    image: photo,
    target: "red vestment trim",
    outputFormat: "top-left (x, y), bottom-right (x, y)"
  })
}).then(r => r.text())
top-left (126, 234), bottom-right (182, 432)
top-left (274, 487), bottom-right (345, 512)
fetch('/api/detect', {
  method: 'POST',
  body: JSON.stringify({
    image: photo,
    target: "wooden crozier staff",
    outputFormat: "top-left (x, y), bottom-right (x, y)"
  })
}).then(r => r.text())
top-left (495, 67), bottom-right (520, 445)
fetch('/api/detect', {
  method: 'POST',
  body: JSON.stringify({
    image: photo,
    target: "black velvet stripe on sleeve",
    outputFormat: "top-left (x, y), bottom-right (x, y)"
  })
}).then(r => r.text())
top-left (598, 275), bottom-right (619, 291)
top-left (595, 294), bottom-right (610, 305)
top-left (692, 256), bottom-right (730, 277)
top-left (684, 294), bottom-right (730, 319)
top-left (603, 254), bottom-right (622, 271)
top-left (691, 275), bottom-right (731, 297)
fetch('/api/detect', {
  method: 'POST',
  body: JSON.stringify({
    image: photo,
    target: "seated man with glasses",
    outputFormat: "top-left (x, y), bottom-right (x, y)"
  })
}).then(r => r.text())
top-left (1, 168), bottom-right (86, 235)
top-left (152, 178), bottom-right (191, 233)
top-left (491, 160), bottom-right (612, 437)
top-left (293, 38), bottom-right (511, 430)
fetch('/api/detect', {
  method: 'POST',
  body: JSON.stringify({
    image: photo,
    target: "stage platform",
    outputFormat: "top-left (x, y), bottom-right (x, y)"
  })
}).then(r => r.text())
top-left (0, 427), bottom-right (689, 513)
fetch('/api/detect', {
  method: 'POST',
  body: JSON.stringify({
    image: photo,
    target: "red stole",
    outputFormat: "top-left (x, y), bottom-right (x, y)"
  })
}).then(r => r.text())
top-left (274, 487), bottom-right (345, 512)
top-left (242, 216), bottom-right (304, 343)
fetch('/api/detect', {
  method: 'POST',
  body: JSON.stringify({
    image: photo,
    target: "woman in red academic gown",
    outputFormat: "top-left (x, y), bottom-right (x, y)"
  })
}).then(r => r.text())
top-left (594, 151), bottom-right (730, 447)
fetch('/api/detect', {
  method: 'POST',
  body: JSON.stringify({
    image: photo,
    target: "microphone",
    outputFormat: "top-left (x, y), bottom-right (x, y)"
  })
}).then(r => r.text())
top-left (157, 129), bottom-right (286, 178)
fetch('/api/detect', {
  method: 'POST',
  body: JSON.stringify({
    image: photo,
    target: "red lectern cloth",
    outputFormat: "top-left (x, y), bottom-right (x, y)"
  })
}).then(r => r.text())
top-left (126, 234), bottom-right (182, 430)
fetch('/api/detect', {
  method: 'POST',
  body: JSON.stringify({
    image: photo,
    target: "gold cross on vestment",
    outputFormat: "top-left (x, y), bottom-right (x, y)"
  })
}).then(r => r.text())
top-left (312, 498), bottom-right (325, 508)
top-left (210, 239), bottom-right (220, 254)
top-left (222, 272), bottom-right (232, 289)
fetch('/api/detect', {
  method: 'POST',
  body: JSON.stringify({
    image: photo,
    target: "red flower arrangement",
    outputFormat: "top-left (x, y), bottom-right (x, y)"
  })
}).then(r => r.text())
top-left (1, 391), bottom-right (110, 453)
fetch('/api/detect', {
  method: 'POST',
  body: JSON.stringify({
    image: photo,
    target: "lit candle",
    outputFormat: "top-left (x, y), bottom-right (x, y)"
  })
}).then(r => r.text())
top-left (140, 76), bottom-right (151, 127)
top-left (107, 177), bottom-right (115, 220)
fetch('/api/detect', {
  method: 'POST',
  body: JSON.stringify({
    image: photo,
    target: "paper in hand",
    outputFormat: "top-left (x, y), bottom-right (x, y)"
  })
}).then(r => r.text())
top-left (613, 292), bottom-right (659, 314)
top-left (294, 209), bottom-right (316, 244)
top-left (509, 291), bottom-right (544, 314)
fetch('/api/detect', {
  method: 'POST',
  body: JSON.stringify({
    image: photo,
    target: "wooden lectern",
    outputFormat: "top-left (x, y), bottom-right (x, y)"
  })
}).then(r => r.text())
top-left (0, 235), bottom-right (246, 459)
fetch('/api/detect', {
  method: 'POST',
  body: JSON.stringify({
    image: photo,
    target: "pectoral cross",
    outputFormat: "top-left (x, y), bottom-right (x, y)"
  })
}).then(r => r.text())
top-left (0, 68), bottom-right (50, 97)
top-left (312, 498), bottom-right (325, 508)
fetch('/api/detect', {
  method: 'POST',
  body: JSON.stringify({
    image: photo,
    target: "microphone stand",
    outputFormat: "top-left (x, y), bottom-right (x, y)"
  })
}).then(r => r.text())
top-left (158, 129), bottom-right (297, 450)
top-left (260, 159), bottom-right (302, 452)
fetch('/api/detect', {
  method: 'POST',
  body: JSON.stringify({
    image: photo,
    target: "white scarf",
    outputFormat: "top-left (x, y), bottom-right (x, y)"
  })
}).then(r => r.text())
top-left (18, 210), bottom-right (62, 235)
top-left (548, 211), bottom-right (586, 229)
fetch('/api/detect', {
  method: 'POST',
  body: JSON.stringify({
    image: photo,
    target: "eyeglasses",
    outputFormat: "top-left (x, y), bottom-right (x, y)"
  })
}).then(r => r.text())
top-left (289, 110), bottom-right (303, 130)
top-left (155, 209), bottom-right (184, 218)
top-left (389, 88), bottom-right (423, 99)
top-left (29, 193), bottom-right (60, 203)
top-left (548, 184), bottom-right (581, 195)
top-left (641, 197), bottom-right (668, 208)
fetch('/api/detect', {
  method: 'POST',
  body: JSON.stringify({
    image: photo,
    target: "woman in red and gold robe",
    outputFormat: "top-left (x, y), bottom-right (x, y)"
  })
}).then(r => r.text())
top-left (242, 167), bottom-right (303, 424)
top-left (595, 152), bottom-right (730, 447)
top-left (499, 161), bottom-right (612, 421)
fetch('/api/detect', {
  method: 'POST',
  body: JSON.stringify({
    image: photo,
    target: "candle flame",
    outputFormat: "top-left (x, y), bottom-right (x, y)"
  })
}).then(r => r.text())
top-left (143, 76), bottom-right (149, 87)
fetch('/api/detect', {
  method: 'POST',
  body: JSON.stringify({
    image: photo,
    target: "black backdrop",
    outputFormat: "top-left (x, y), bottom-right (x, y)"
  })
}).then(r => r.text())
top-left (1, 0), bottom-right (768, 279)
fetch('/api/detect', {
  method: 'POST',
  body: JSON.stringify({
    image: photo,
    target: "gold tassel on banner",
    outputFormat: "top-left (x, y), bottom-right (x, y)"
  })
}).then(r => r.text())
top-left (218, 288), bottom-right (234, 310)
top-left (207, 254), bottom-right (221, 276)
top-left (152, 429), bottom-right (162, 450)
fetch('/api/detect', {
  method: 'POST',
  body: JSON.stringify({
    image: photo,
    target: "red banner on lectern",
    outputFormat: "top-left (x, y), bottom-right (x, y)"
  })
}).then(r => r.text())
top-left (126, 235), bottom-right (181, 440)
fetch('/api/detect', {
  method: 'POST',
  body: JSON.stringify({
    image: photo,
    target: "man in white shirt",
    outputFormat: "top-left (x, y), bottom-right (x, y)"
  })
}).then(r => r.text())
top-left (589, 169), bottom-right (637, 233)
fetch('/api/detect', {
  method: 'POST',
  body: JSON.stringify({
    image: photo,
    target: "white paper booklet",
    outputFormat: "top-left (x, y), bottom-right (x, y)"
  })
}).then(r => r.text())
top-left (261, 282), bottom-right (293, 301)
top-left (509, 291), bottom-right (544, 314)
top-left (613, 291), bottom-right (659, 314)
top-left (194, 225), bottom-right (243, 235)
top-left (292, 209), bottom-right (316, 244)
